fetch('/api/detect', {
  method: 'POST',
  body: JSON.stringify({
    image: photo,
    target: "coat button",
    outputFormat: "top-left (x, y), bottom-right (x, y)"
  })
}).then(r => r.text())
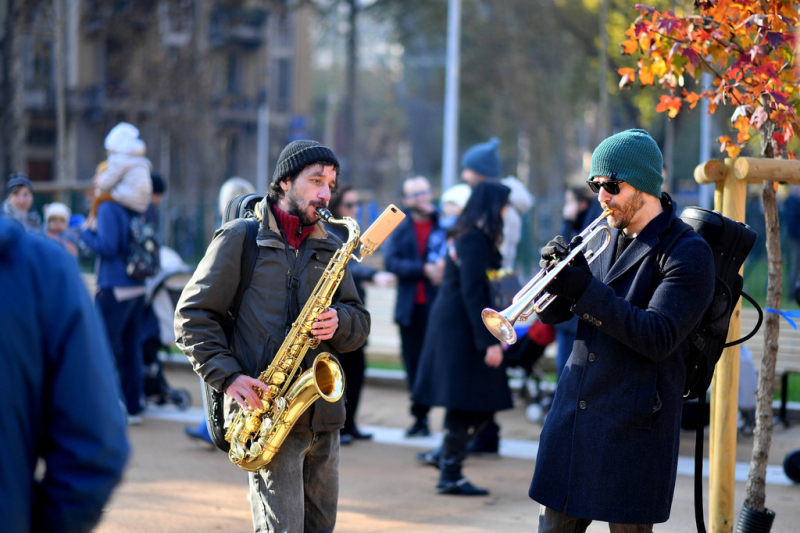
top-left (596, 320), bottom-right (602, 327)
top-left (583, 313), bottom-right (590, 320)
top-left (579, 400), bottom-right (588, 410)
top-left (588, 353), bottom-right (596, 362)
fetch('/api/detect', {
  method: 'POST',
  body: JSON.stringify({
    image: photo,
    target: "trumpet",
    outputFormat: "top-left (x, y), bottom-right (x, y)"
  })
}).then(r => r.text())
top-left (481, 209), bottom-right (612, 344)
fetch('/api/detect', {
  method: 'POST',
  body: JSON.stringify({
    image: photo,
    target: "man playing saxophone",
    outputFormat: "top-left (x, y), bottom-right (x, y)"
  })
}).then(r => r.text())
top-left (175, 140), bottom-right (370, 533)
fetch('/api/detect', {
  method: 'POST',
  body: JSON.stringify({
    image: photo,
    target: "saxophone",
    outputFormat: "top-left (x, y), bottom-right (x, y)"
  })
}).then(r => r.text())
top-left (225, 205), bottom-right (404, 471)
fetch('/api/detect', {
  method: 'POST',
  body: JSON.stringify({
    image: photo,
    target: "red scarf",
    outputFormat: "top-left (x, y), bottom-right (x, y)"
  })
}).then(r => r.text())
top-left (271, 204), bottom-right (316, 249)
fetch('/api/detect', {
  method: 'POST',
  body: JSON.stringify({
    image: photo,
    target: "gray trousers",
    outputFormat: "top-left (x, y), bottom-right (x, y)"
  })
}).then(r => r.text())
top-left (248, 430), bottom-right (339, 533)
top-left (538, 505), bottom-right (653, 533)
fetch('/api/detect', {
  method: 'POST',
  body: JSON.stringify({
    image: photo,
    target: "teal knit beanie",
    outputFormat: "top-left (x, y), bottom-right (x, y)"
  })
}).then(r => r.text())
top-left (589, 129), bottom-right (663, 198)
top-left (461, 137), bottom-right (502, 178)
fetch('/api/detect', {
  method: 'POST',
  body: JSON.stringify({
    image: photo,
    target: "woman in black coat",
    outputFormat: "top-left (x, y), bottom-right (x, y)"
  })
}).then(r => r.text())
top-left (412, 181), bottom-right (512, 496)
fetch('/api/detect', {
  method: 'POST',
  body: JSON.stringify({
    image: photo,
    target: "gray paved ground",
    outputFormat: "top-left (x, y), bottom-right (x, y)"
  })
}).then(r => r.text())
top-left (95, 364), bottom-right (800, 532)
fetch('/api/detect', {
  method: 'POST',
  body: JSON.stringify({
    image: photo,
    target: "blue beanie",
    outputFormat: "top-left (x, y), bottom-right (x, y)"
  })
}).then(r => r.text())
top-left (589, 129), bottom-right (663, 198)
top-left (461, 137), bottom-right (502, 179)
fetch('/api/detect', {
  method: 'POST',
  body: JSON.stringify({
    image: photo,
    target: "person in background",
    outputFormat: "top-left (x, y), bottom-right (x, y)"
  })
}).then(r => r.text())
top-left (459, 137), bottom-right (534, 454)
top-left (144, 173), bottom-right (166, 232)
top-left (460, 137), bottom-right (534, 270)
top-left (3, 173), bottom-right (42, 233)
top-left (88, 122), bottom-right (152, 224)
top-left (80, 149), bottom-right (153, 424)
top-left (184, 175), bottom-right (257, 447)
top-left (383, 176), bottom-right (444, 438)
top-left (43, 202), bottom-right (79, 258)
top-left (0, 212), bottom-right (129, 532)
top-left (530, 129), bottom-right (714, 531)
top-left (429, 183), bottom-right (472, 264)
top-left (552, 186), bottom-right (604, 379)
top-left (326, 184), bottom-right (396, 444)
top-left (413, 181), bottom-right (513, 496)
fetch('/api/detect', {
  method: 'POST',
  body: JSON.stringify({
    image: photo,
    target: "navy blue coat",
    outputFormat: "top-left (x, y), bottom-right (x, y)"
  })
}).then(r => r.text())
top-left (412, 228), bottom-right (513, 412)
top-left (529, 195), bottom-right (714, 524)
top-left (382, 212), bottom-right (444, 327)
top-left (0, 216), bottom-right (129, 532)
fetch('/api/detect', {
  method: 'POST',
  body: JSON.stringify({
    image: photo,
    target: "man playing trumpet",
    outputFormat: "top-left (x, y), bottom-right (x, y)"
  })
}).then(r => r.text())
top-left (529, 129), bottom-right (714, 532)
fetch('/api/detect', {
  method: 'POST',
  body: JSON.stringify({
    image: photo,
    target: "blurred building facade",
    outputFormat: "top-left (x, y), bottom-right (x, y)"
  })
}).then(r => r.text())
top-left (0, 0), bottom-right (313, 260)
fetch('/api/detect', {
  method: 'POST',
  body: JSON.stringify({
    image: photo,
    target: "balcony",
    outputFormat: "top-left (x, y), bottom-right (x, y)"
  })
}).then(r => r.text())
top-left (209, 8), bottom-right (267, 49)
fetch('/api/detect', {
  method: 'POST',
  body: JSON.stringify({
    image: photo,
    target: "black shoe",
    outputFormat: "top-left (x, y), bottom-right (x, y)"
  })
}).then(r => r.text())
top-left (436, 478), bottom-right (489, 496)
top-left (416, 448), bottom-right (441, 469)
top-left (347, 427), bottom-right (373, 440)
top-left (340, 433), bottom-right (354, 445)
top-left (405, 419), bottom-right (430, 438)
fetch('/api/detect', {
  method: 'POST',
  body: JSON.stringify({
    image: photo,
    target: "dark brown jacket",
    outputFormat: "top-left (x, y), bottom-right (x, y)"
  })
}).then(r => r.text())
top-left (175, 198), bottom-right (370, 432)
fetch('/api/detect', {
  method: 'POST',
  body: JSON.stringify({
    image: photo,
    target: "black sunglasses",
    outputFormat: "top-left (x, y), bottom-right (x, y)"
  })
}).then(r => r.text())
top-left (587, 178), bottom-right (625, 195)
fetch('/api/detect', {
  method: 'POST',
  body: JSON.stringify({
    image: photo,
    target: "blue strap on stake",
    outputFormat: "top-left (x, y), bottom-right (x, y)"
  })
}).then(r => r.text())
top-left (765, 308), bottom-right (800, 330)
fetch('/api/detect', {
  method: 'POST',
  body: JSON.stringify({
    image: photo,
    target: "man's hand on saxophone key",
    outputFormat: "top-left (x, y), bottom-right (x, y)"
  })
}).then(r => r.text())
top-left (311, 308), bottom-right (339, 340)
top-left (226, 374), bottom-right (266, 411)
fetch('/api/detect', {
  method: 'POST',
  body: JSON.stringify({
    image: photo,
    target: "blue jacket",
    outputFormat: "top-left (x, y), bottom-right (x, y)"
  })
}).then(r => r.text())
top-left (80, 201), bottom-right (142, 288)
top-left (382, 212), bottom-right (443, 327)
top-left (529, 194), bottom-right (714, 524)
top-left (0, 216), bottom-right (129, 532)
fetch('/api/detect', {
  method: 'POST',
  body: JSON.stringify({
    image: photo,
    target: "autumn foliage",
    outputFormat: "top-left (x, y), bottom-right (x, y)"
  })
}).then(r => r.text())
top-left (619, 0), bottom-right (799, 158)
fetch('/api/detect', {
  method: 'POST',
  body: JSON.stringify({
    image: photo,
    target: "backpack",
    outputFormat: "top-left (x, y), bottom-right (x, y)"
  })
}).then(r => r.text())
top-left (202, 193), bottom-right (262, 452)
top-left (655, 206), bottom-right (763, 533)
top-left (125, 212), bottom-right (160, 281)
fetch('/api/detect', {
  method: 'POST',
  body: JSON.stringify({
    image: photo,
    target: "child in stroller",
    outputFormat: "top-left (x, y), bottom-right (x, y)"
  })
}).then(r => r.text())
top-left (140, 247), bottom-right (193, 410)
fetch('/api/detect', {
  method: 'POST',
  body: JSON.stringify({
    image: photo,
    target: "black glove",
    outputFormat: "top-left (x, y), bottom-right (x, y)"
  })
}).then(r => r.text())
top-left (543, 250), bottom-right (592, 301)
top-left (540, 235), bottom-right (570, 269)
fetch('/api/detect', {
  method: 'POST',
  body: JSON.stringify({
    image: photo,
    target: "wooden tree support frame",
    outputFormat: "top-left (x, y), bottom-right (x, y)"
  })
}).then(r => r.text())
top-left (693, 157), bottom-right (800, 532)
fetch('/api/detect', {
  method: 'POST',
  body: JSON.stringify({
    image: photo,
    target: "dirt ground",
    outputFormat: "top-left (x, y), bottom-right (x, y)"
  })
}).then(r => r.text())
top-left (94, 364), bottom-right (800, 532)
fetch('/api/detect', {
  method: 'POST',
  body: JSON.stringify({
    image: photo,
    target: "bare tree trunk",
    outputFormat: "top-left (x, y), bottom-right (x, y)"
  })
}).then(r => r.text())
top-left (3, 0), bottom-right (28, 175)
top-left (344, 0), bottom-right (358, 184)
top-left (54, 0), bottom-right (67, 188)
top-left (743, 115), bottom-right (781, 512)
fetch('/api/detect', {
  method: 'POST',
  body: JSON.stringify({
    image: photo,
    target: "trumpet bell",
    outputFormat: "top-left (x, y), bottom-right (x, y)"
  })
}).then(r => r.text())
top-left (481, 308), bottom-right (518, 344)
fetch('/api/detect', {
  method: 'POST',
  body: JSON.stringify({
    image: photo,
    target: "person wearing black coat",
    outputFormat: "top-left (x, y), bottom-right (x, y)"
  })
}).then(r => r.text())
top-left (326, 185), bottom-right (395, 444)
top-left (383, 176), bottom-right (445, 437)
top-left (412, 181), bottom-right (513, 496)
top-left (530, 130), bottom-right (715, 531)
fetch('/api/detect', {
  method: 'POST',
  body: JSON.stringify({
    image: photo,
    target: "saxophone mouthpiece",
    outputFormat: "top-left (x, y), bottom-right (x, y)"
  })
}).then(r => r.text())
top-left (316, 207), bottom-right (333, 221)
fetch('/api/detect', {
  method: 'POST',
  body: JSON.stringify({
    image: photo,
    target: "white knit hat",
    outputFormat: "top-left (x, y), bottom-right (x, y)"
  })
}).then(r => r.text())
top-left (105, 122), bottom-right (146, 156)
top-left (44, 202), bottom-right (71, 222)
top-left (441, 183), bottom-right (472, 210)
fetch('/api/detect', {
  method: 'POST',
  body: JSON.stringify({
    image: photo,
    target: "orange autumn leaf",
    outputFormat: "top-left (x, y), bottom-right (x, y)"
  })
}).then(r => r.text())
top-left (640, 66), bottom-right (655, 86)
top-left (622, 38), bottom-right (639, 55)
top-left (685, 92), bottom-right (701, 109)
top-left (655, 95), bottom-right (682, 118)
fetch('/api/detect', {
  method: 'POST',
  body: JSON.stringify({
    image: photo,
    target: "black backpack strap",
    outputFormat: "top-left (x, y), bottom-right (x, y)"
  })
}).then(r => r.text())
top-left (204, 217), bottom-right (260, 452)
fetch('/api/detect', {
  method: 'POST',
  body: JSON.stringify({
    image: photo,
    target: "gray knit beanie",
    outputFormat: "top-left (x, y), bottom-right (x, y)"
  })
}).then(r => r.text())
top-left (589, 129), bottom-right (663, 198)
top-left (272, 140), bottom-right (339, 184)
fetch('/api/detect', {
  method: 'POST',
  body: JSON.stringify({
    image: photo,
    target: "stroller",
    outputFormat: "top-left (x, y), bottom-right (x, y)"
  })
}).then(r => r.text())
top-left (503, 320), bottom-right (557, 424)
top-left (140, 246), bottom-right (194, 410)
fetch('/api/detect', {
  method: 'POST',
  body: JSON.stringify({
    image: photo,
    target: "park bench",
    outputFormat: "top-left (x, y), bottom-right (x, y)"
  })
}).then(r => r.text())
top-left (741, 307), bottom-right (800, 425)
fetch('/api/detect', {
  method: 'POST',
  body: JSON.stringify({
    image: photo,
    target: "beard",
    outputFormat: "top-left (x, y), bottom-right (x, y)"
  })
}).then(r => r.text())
top-left (285, 187), bottom-right (325, 226)
top-left (603, 190), bottom-right (644, 230)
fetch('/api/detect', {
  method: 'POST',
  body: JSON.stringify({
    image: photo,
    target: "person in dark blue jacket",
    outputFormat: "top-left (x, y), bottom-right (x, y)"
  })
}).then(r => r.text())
top-left (0, 214), bottom-right (129, 532)
top-left (81, 196), bottom-right (149, 421)
top-left (530, 130), bottom-right (714, 530)
top-left (383, 176), bottom-right (445, 437)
